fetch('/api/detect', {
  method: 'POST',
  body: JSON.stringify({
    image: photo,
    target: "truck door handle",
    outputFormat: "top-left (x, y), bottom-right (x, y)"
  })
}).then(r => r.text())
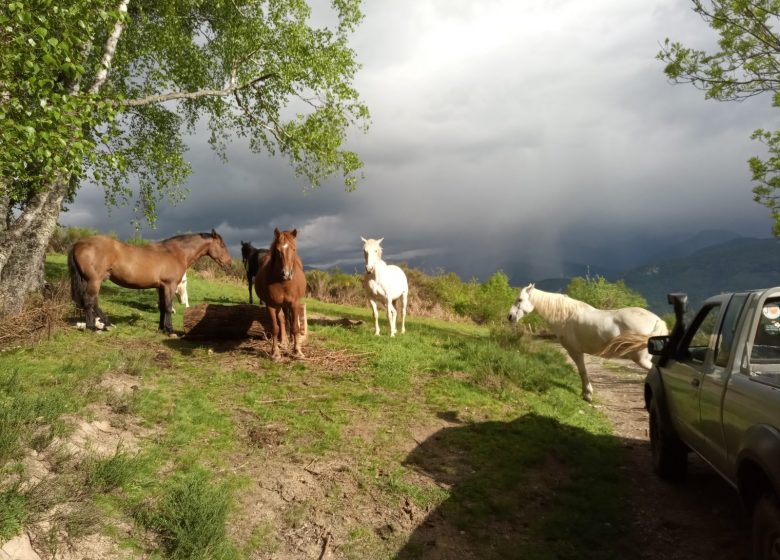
top-left (691, 378), bottom-right (700, 387)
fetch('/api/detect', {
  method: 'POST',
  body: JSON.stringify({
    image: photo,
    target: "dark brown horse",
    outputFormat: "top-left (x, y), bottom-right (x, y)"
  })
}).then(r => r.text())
top-left (68, 230), bottom-right (232, 334)
top-left (240, 240), bottom-right (268, 304)
top-left (254, 228), bottom-right (306, 359)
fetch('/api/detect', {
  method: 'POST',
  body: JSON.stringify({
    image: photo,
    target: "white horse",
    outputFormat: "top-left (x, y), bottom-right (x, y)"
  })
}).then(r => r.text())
top-left (362, 237), bottom-right (409, 337)
top-left (507, 283), bottom-right (668, 402)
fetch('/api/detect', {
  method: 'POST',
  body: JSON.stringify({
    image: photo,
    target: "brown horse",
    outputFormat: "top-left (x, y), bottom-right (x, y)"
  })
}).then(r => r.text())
top-left (254, 228), bottom-right (306, 359)
top-left (68, 230), bottom-right (232, 334)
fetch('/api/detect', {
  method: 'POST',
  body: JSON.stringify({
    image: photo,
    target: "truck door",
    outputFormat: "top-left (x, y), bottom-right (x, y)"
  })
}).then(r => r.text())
top-left (662, 303), bottom-right (723, 453)
top-left (698, 294), bottom-right (747, 476)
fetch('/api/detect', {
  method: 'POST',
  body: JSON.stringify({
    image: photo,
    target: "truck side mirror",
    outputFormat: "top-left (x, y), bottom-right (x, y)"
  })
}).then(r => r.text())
top-left (648, 335), bottom-right (670, 356)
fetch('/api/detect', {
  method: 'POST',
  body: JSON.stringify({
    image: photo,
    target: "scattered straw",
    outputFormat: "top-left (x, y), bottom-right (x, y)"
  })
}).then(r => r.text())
top-left (0, 280), bottom-right (72, 349)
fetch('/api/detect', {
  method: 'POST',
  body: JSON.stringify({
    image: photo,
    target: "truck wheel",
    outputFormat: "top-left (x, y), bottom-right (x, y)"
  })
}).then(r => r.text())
top-left (649, 397), bottom-right (687, 480)
top-left (752, 495), bottom-right (780, 560)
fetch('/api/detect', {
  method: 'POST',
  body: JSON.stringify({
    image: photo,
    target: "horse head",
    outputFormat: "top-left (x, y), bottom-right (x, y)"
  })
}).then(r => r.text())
top-left (273, 228), bottom-right (298, 281)
top-left (508, 283), bottom-right (536, 323)
top-left (361, 237), bottom-right (384, 274)
top-left (240, 240), bottom-right (253, 267)
top-left (207, 229), bottom-right (233, 271)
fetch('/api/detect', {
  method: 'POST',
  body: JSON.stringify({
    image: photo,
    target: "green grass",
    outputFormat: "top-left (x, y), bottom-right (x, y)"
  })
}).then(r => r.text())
top-left (0, 254), bottom-right (633, 558)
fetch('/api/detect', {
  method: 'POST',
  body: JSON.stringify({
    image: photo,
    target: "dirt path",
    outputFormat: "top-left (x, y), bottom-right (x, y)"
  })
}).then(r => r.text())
top-left (586, 355), bottom-right (751, 560)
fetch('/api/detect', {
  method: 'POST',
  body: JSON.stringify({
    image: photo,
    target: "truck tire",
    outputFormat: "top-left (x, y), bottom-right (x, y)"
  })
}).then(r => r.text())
top-left (649, 397), bottom-right (687, 480)
top-left (752, 494), bottom-right (780, 560)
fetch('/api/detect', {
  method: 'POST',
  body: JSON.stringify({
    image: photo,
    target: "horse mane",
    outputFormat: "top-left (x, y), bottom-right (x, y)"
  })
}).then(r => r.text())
top-left (160, 232), bottom-right (215, 246)
top-left (529, 289), bottom-right (593, 324)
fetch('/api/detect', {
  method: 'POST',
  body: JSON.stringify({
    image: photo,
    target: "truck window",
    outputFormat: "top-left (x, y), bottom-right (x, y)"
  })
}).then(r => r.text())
top-left (751, 298), bottom-right (780, 364)
top-left (683, 304), bottom-right (721, 364)
top-left (714, 294), bottom-right (747, 367)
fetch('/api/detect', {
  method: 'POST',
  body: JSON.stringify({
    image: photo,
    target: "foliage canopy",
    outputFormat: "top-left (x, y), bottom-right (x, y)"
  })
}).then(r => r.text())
top-left (657, 0), bottom-right (780, 234)
top-left (0, 0), bottom-right (368, 226)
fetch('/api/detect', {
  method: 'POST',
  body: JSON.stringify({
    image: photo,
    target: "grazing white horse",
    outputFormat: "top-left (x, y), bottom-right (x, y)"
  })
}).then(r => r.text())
top-left (507, 283), bottom-right (668, 402)
top-left (362, 237), bottom-right (409, 336)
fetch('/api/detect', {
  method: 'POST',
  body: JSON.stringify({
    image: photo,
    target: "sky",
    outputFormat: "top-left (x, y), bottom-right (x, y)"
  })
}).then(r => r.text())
top-left (62, 0), bottom-right (778, 281)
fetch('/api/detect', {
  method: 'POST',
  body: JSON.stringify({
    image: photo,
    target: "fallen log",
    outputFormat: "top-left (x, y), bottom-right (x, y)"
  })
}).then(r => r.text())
top-left (183, 303), bottom-right (307, 341)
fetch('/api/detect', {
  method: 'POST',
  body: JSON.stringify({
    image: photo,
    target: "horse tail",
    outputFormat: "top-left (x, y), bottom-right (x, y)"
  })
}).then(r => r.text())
top-left (68, 246), bottom-right (87, 310)
top-left (597, 333), bottom-right (652, 359)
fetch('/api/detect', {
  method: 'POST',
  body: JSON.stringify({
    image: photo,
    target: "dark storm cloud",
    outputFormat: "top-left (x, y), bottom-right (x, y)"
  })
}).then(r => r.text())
top-left (63, 0), bottom-right (778, 281)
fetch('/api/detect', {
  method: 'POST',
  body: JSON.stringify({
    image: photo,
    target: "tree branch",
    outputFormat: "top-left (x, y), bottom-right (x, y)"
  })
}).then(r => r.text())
top-left (88, 0), bottom-right (130, 94)
top-left (123, 73), bottom-right (276, 107)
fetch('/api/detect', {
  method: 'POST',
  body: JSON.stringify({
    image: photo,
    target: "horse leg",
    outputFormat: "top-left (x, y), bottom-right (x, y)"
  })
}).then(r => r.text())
top-left (632, 349), bottom-right (654, 371)
top-left (400, 291), bottom-right (408, 335)
top-left (278, 307), bottom-right (289, 349)
top-left (291, 303), bottom-right (305, 358)
top-left (387, 297), bottom-right (397, 337)
top-left (369, 299), bottom-right (380, 336)
top-left (85, 279), bottom-right (102, 330)
top-left (247, 271), bottom-right (253, 304)
top-left (268, 306), bottom-right (281, 360)
top-left (567, 349), bottom-right (593, 403)
top-left (162, 283), bottom-right (175, 334)
top-left (157, 288), bottom-right (164, 330)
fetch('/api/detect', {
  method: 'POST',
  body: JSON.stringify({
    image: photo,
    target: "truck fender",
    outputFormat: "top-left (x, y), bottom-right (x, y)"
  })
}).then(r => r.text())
top-left (644, 367), bottom-right (676, 437)
top-left (736, 424), bottom-right (780, 508)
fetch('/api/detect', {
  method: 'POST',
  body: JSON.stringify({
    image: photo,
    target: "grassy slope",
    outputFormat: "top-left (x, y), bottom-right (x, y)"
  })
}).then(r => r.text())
top-left (0, 255), bottom-right (630, 559)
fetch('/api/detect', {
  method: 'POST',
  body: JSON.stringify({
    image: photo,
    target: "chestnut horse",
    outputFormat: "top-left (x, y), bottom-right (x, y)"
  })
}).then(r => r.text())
top-left (240, 241), bottom-right (268, 304)
top-left (68, 230), bottom-right (232, 334)
top-left (254, 228), bottom-right (306, 359)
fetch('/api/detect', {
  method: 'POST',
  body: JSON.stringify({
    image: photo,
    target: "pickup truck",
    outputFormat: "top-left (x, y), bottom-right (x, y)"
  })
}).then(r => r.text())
top-left (644, 289), bottom-right (780, 560)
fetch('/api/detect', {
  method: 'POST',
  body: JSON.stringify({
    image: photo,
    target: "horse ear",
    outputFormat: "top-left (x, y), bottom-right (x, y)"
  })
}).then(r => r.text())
top-left (211, 228), bottom-right (217, 238)
top-left (291, 229), bottom-right (297, 238)
top-left (378, 237), bottom-right (384, 244)
top-left (360, 237), bottom-right (367, 243)
top-left (274, 228), bottom-right (280, 238)
top-left (529, 283), bottom-right (536, 290)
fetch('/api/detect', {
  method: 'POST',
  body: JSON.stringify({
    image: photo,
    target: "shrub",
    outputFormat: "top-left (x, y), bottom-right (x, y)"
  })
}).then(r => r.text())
top-left (47, 225), bottom-right (106, 253)
top-left (566, 276), bottom-right (647, 309)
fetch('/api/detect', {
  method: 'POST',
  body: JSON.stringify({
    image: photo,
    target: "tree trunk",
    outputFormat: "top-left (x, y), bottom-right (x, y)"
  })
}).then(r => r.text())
top-left (0, 181), bottom-right (68, 316)
top-left (183, 303), bottom-right (307, 340)
top-left (183, 304), bottom-right (274, 339)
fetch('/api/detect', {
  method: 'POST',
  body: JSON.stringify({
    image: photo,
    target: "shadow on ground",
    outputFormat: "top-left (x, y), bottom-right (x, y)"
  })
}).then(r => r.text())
top-left (395, 412), bottom-right (631, 560)
top-left (394, 411), bottom-right (751, 560)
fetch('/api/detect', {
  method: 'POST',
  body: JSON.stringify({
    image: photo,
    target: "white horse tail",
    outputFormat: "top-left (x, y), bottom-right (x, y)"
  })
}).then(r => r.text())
top-left (597, 333), bottom-right (652, 359)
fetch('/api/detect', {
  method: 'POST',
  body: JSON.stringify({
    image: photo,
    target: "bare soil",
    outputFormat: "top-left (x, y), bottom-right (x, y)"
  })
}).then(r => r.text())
top-left (586, 355), bottom-right (752, 560)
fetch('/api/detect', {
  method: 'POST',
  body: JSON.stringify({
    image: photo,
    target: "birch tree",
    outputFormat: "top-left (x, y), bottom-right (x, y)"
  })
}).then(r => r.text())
top-left (658, 0), bottom-right (780, 233)
top-left (0, 0), bottom-right (368, 314)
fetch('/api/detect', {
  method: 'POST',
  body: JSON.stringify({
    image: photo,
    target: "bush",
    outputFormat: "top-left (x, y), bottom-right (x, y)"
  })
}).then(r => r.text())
top-left (566, 276), bottom-right (647, 309)
top-left (47, 225), bottom-right (106, 253)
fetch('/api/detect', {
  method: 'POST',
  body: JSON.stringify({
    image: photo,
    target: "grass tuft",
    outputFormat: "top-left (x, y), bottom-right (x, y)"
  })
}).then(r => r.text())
top-left (136, 467), bottom-right (237, 560)
top-left (0, 487), bottom-right (27, 540)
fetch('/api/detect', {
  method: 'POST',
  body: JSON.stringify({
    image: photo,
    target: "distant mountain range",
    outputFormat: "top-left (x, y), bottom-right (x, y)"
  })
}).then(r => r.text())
top-left (622, 236), bottom-right (780, 313)
top-left (502, 231), bottom-right (780, 314)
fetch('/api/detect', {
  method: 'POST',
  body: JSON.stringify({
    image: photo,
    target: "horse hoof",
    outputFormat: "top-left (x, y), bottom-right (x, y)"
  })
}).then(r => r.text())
top-left (168, 333), bottom-right (179, 339)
